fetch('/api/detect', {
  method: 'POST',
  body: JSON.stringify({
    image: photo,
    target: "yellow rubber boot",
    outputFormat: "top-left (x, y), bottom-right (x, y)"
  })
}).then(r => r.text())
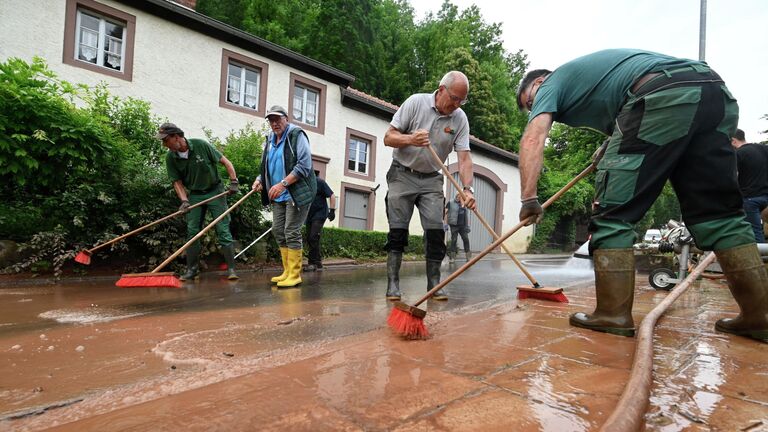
top-left (270, 247), bottom-right (289, 283)
top-left (277, 248), bottom-right (303, 288)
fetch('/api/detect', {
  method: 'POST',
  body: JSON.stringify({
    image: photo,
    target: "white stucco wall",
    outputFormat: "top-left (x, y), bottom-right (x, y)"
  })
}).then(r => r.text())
top-left (1, 0), bottom-right (529, 250)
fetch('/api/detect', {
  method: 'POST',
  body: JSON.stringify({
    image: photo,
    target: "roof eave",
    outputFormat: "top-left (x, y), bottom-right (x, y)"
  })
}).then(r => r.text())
top-left (116, 0), bottom-right (355, 86)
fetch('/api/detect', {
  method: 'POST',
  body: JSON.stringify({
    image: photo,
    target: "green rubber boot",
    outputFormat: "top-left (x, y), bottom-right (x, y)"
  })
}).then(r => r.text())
top-left (222, 244), bottom-right (239, 280)
top-left (180, 243), bottom-right (201, 281)
top-left (569, 248), bottom-right (635, 337)
top-left (714, 244), bottom-right (768, 342)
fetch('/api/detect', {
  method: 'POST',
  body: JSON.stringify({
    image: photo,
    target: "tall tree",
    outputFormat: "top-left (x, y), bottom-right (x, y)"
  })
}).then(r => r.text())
top-left (414, 2), bottom-right (526, 147)
top-left (197, 0), bottom-right (318, 51)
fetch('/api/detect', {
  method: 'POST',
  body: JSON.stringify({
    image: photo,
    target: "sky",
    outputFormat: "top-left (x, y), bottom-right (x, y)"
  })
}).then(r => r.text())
top-left (412, 0), bottom-right (768, 142)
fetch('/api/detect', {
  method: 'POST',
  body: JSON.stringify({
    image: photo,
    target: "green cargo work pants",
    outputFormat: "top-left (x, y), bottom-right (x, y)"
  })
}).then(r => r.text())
top-left (186, 183), bottom-right (233, 247)
top-left (589, 65), bottom-right (753, 252)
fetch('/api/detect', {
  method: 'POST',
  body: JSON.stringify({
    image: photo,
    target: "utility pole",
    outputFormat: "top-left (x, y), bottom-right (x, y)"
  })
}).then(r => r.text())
top-left (699, 0), bottom-right (707, 61)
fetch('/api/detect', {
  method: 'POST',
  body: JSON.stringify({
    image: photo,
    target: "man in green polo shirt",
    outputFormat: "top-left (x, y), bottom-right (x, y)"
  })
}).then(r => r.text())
top-left (157, 122), bottom-right (240, 281)
top-left (515, 49), bottom-right (767, 343)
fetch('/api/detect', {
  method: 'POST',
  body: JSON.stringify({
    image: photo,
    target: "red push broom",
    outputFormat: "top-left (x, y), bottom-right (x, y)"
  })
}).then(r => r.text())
top-left (115, 189), bottom-right (256, 288)
top-left (388, 163), bottom-right (596, 339)
top-left (74, 191), bottom-right (229, 265)
top-left (425, 146), bottom-right (566, 302)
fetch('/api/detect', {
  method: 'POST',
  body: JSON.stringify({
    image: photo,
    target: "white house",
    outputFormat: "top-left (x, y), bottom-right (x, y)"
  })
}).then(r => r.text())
top-left (0, 0), bottom-right (534, 252)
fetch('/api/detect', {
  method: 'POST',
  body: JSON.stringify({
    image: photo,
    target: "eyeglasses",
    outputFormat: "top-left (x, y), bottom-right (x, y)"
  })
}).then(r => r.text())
top-left (443, 86), bottom-right (468, 106)
top-left (522, 83), bottom-right (537, 113)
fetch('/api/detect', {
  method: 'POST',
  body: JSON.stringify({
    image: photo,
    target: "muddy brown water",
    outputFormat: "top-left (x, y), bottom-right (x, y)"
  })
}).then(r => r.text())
top-left (5, 256), bottom-right (765, 431)
top-left (0, 257), bottom-right (594, 427)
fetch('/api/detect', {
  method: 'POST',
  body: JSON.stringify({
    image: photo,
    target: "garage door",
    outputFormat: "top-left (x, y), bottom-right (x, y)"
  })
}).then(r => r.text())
top-left (448, 173), bottom-right (497, 252)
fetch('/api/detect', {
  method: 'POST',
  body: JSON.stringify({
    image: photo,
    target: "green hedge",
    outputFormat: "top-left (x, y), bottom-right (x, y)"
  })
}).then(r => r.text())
top-left (316, 227), bottom-right (423, 261)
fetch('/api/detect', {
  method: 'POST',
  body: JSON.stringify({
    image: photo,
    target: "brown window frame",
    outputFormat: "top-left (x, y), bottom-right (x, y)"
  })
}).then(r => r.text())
top-left (219, 49), bottom-right (269, 117)
top-left (63, 0), bottom-right (136, 81)
top-left (344, 128), bottom-right (376, 182)
top-left (288, 73), bottom-right (326, 135)
top-left (311, 154), bottom-right (330, 180)
top-left (339, 182), bottom-right (375, 231)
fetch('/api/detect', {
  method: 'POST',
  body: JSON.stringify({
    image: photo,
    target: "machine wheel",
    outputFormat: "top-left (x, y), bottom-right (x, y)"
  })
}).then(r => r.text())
top-left (649, 268), bottom-right (676, 291)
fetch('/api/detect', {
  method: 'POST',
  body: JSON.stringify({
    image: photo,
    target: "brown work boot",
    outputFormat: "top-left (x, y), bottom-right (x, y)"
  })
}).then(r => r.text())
top-left (569, 248), bottom-right (635, 337)
top-left (714, 244), bottom-right (768, 342)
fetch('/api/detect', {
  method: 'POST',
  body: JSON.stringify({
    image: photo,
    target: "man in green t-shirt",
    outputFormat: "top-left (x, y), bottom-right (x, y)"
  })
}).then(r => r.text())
top-left (515, 49), bottom-right (767, 343)
top-left (157, 122), bottom-right (240, 281)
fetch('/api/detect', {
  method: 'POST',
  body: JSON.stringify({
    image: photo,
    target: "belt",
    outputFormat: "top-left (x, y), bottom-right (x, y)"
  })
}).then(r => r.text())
top-left (391, 161), bottom-right (440, 177)
top-left (631, 66), bottom-right (722, 96)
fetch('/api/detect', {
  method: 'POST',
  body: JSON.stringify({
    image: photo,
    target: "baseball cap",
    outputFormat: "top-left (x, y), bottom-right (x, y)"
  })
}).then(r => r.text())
top-left (155, 122), bottom-right (184, 140)
top-left (265, 105), bottom-right (288, 119)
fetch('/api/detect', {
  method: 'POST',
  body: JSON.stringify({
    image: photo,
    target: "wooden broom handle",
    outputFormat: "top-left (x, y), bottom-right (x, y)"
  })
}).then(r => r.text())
top-left (86, 191), bottom-right (230, 254)
top-left (426, 145), bottom-right (540, 286)
top-left (413, 162), bottom-right (596, 307)
top-left (151, 188), bottom-right (257, 273)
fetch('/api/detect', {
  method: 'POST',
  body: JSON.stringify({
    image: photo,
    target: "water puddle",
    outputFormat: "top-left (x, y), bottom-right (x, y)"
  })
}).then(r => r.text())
top-left (38, 308), bottom-right (146, 324)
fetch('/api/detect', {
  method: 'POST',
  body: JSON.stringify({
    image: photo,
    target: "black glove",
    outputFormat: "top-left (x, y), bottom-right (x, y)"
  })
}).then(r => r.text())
top-left (519, 197), bottom-right (543, 226)
top-left (592, 138), bottom-right (609, 166)
top-left (228, 179), bottom-right (239, 195)
top-left (327, 208), bottom-right (336, 221)
top-left (179, 200), bottom-right (191, 213)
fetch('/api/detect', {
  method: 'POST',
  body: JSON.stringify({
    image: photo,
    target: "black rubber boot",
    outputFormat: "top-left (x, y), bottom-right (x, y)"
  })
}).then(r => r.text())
top-left (427, 259), bottom-right (447, 300)
top-left (386, 252), bottom-right (402, 300)
top-left (222, 244), bottom-right (239, 280)
top-left (714, 244), bottom-right (768, 342)
top-left (180, 243), bottom-right (201, 281)
top-left (569, 248), bottom-right (635, 337)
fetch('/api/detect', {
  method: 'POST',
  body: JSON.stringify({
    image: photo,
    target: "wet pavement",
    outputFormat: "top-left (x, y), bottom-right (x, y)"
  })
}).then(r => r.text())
top-left (1, 255), bottom-right (767, 431)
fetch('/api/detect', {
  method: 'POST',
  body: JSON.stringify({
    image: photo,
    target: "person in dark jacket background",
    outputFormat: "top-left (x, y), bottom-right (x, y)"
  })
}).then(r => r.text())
top-left (252, 105), bottom-right (316, 287)
top-left (731, 128), bottom-right (768, 242)
top-left (304, 171), bottom-right (336, 271)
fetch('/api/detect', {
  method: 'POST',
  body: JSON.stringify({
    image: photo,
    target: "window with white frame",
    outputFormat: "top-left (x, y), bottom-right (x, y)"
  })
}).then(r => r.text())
top-left (292, 84), bottom-right (319, 127)
top-left (75, 9), bottom-right (125, 71)
top-left (343, 128), bottom-right (376, 181)
top-left (226, 62), bottom-right (260, 109)
top-left (347, 136), bottom-right (369, 174)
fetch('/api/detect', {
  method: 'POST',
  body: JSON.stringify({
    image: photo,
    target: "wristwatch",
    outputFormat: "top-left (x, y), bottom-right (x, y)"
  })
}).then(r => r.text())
top-left (280, 179), bottom-right (289, 187)
top-left (463, 186), bottom-right (475, 194)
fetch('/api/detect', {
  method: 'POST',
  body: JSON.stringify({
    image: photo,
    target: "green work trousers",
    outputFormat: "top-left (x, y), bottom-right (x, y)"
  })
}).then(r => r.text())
top-left (186, 184), bottom-right (233, 247)
top-left (589, 66), bottom-right (753, 252)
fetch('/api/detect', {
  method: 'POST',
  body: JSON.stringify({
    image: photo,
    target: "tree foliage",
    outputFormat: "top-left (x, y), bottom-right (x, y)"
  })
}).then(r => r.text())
top-left (0, 57), bottom-right (123, 193)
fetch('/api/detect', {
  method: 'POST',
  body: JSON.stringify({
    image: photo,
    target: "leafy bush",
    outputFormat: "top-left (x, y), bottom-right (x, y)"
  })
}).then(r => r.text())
top-left (0, 57), bottom-right (123, 194)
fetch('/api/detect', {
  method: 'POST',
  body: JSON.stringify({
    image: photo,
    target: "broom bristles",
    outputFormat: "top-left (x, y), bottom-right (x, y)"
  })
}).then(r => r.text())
top-left (74, 251), bottom-right (92, 265)
top-left (517, 290), bottom-right (569, 303)
top-left (387, 307), bottom-right (429, 339)
top-left (115, 272), bottom-right (182, 289)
